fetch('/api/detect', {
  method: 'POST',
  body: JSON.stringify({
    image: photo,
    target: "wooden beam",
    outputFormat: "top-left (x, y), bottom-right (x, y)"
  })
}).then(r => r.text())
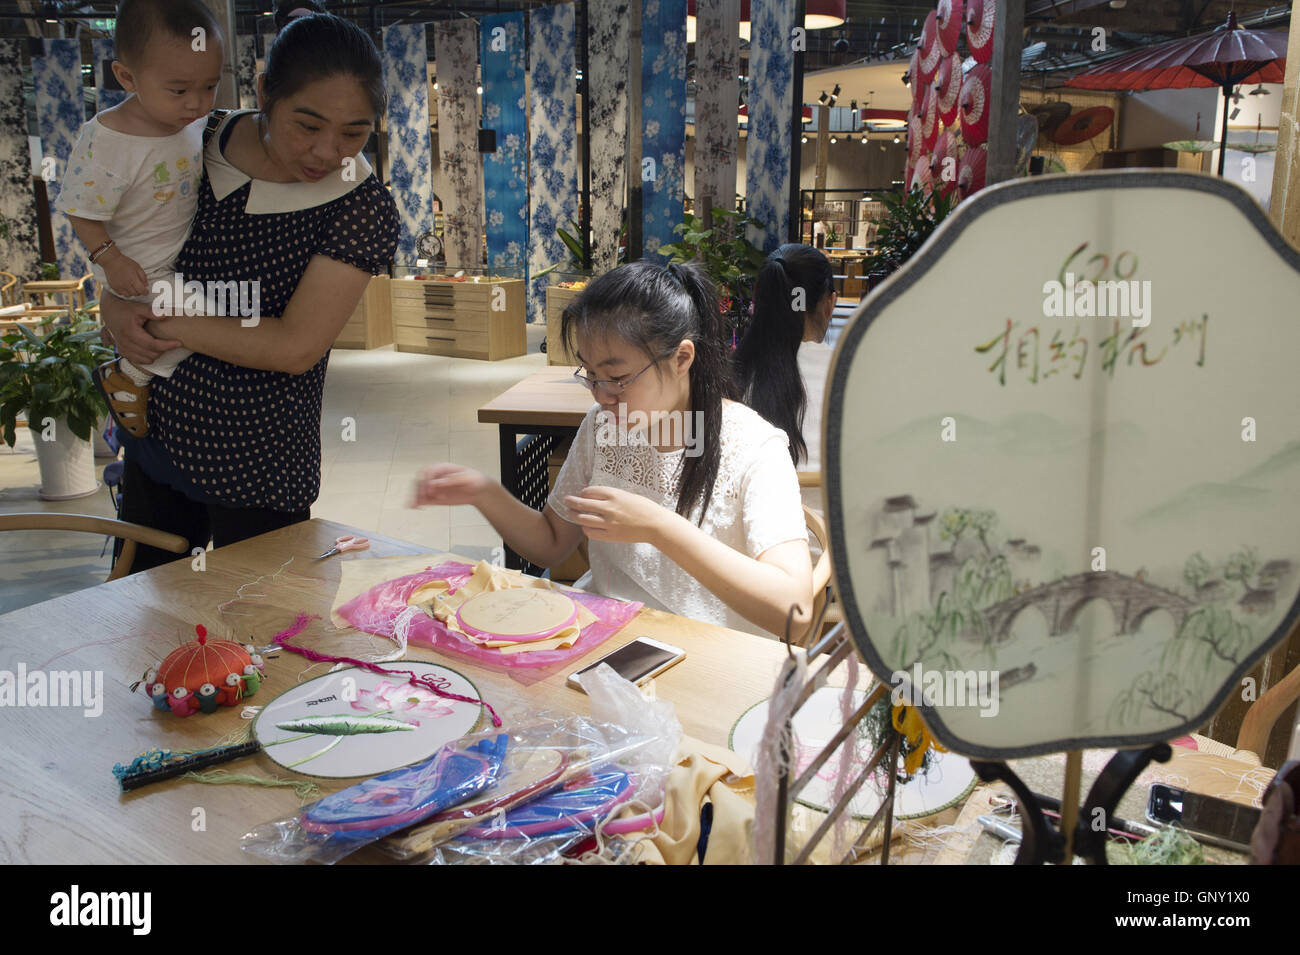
top-left (988, 0), bottom-right (1026, 185)
top-left (1268, 0), bottom-right (1300, 249)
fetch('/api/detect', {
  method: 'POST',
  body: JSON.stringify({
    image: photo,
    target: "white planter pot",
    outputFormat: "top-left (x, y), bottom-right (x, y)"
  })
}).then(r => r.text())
top-left (30, 417), bottom-right (100, 500)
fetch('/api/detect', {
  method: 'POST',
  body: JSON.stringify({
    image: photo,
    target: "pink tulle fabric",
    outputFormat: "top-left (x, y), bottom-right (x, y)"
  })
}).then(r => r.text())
top-left (335, 562), bottom-right (643, 674)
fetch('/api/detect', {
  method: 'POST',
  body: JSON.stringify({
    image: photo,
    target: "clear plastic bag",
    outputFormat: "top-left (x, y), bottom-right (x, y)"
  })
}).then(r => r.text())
top-left (241, 665), bottom-right (680, 865)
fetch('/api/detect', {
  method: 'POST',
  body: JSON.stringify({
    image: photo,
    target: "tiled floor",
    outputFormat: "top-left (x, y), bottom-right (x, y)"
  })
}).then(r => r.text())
top-left (0, 324), bottom-right (834, 615)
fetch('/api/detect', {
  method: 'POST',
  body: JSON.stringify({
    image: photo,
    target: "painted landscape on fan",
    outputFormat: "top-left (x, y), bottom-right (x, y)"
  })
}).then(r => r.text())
top-left (825, 172), bottom-right (1300, 758)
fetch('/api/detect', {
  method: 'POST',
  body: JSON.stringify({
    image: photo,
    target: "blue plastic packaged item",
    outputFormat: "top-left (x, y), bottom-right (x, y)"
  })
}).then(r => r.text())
top-left (464, 765), bottom-right (632, 839)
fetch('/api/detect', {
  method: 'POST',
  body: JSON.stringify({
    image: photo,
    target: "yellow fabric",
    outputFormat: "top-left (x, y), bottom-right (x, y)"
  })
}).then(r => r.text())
top-left (407, 561), bottom-right (597, 654)
top-left (892, 704), bottom-right (947, 776)
top-left (625, 736), bottom-right (756, 865)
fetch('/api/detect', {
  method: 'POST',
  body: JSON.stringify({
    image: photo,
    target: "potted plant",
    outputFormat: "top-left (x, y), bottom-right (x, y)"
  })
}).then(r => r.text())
top-left (656, 207), bottom-right (768, 342)
top-left (864, 186), bottom-right (957, 287)
top-left (0, 309), bottom-right (113, 499)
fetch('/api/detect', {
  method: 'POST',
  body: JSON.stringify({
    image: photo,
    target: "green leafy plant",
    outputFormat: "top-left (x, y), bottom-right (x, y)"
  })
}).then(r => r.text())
top-left (534, 221), bottom-right (627, 280)
top-left (824, 223), bottom-right (841, 246)
top-left (0, 308), bottom-right (112, 447)
top-left (864, 186), bottom-right (957, 277)
top-left (657, 207), bottom-right (768, 340)
top-left (39, 261), bottom-right (59, 280)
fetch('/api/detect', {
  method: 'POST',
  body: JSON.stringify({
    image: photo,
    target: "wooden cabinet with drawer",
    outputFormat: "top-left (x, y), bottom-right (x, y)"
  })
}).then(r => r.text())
top-left (333, 275), bottom-right (392, 349)
top-left (391, 277), bottom-right (526, 360)
top-left (545, 284), bottom-right (583, 366)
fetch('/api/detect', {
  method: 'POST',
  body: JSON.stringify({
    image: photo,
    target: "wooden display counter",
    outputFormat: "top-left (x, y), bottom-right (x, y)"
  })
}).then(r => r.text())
top-left (391, 276), bottom-right (527, 360)
top-left (545, 283), bottom-right (583, 365)
top-left (333, 275), bottom-right (392, 350)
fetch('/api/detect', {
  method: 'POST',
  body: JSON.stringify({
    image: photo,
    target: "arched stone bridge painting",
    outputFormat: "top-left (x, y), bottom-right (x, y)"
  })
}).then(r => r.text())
top-left (984, 571), bottom-right (1197, 640)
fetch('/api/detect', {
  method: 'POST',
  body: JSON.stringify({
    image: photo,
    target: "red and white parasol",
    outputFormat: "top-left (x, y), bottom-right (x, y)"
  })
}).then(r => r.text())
top-left (918, 11), bottom-right (943, 86)
top-left (960, 63), bottom-right (991, 147)
top-left (937, 0), bottom-right (963, 55)
top-left (934, 54), bottom-right (961, 126)
top-left (958, 142), bottom-right (988, 199)
top-left (920, 85), bottom-right (940, 151)
top-left (967, 0), bottom-right (995, 64)
top-left (931, 128), bottom-right (961, 197)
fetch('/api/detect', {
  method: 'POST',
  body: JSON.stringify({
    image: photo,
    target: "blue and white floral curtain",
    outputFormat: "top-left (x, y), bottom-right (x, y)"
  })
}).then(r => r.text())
top-left (640, 0), bottom-right (687, 259)
top-left (236, 36), bottom-right (258, 110)
top-left (33, 39), bottom-right (86, 284)
top-left (693, 0), bottom-right (740, 217)
top-left (744, 0), bottom-right (796, 252)
top-left (383, 24), bottom-right (435, 263)
top-left (92, 38), bottom-right (126, 112)
top-left (435, 19), bottom-right (482, 270)
top-left (0, 40), bottom-right (39, 281)
top-left (528, 3), bottom-right (578, 323)
top-left (587, 1), bottom-right (629, 273)
top-left (480, 11), bottom-right (527, 275)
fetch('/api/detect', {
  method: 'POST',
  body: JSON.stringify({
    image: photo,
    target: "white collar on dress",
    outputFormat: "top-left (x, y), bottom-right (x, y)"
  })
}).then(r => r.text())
top-left (204, 108), bottom-right (374, 214)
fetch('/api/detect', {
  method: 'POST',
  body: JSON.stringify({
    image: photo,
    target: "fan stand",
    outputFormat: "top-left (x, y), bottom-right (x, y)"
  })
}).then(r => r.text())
top-left (968, 742), bottom-right (1173, 864)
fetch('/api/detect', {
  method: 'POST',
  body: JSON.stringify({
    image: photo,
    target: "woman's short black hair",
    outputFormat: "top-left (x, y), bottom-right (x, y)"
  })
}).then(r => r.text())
top-left (263, 7), bottom-right (386, 119)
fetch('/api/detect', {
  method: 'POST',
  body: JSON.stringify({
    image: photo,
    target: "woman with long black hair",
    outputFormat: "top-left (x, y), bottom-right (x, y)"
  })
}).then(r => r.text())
top-left (733, 244), bottom-right (837, 465)
top-left (415, 260), bottom-right (813, 639)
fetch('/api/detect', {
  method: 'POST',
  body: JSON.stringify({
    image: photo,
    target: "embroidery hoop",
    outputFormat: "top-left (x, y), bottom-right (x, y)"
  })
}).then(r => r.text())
top-left (455, 588), bottom-right (579, 642)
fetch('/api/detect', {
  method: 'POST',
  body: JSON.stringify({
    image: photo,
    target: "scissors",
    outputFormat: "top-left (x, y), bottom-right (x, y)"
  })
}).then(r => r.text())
top-left (315, 535), bottom-right (370, 560)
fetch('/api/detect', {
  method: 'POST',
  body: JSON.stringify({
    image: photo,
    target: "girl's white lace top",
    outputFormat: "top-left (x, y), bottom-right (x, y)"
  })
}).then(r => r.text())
top-left (548, 399), bottom-right (808, 637)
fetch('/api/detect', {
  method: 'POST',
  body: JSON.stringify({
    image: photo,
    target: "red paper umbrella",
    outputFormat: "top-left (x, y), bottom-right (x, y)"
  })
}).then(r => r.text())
top-left (1067, 13), bottom-right (1287, 175)
top-left (967, 0), bottom-right (995, 64)
top-left (960, 63), bottom-right (991, 147)
top-left (908, 48), bottom-right (924, 110)
top-left (1052, 106), bottom-right (1114, 146)
top-left (917, 11), bottom-right (943, 86)
top-left (937, 0), bottom-right (963, 55)
top-left (907, 110), bottom-right (925, 164)
top-left (930, 129), bottom-right (960, 197)
top-left (934, 54), bottom-right (960, 126)
top-left (911, 160), bottom-right (934, 195)
top-left (920, 85), bottom-right (940, 151)
top-left (904, 155), bottom-right (916, 192)
top-left (958, 142), bottom-right (988, 199)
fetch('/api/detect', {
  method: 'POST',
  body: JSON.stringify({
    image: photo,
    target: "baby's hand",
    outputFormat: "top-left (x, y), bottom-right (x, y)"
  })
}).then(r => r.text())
top-left (412, 464), bottom-right (491, 508)
top-left (103, 253), bottom-right (150, 299)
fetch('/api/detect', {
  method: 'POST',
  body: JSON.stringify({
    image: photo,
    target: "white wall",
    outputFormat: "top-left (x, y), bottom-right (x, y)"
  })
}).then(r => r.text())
top-left (1119, 87), bottom-right (1220, 150)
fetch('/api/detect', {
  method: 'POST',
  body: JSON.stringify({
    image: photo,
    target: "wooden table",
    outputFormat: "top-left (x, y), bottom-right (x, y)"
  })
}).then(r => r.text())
top-left (478, 365), bottom-right (594, 572)
top-left (0, 518), bottom-right (792, 864)
top-left (22, 278), bottom-right (85, 311)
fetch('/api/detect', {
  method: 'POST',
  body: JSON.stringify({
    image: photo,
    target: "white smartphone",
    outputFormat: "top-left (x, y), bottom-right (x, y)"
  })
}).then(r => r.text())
top-left (566, 637), bottom-right (686, 692)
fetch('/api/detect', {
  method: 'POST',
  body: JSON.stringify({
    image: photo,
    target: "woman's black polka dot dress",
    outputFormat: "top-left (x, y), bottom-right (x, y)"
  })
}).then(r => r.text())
top-left (146, 119), bottom-right (399, 512)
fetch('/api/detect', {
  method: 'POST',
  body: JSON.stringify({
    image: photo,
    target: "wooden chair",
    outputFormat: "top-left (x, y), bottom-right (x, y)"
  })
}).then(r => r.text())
top-left (0, 270), bottom-right (18, 307)
top-left (1237, 631), bottom-right (1300, 765)
top-left (0, 513), bottom-right (188, 581)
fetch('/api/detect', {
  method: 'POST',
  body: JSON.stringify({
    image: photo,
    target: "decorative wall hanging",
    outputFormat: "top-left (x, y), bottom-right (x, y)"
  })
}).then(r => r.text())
top-left (434, 19), bottom-right (483, 270)
top-left (480, 11), bottom-right (528, 274)
top-left (586, 1), bottom-right (631, 272)
top-left (382, 23), bottom-right (435, 262)
top-left (252, 661), bottom-right (484, 778)
top-left (92, 38), bottom-right (125, 111)
top-left (692, 0), bottom-right (740, 229)
top-left (640, 0), bottom-right (688, 259)
top-left (824, 171), bottom-right (1300, 760)
top-left (920, 85), bottom-right (939, 151)
top-left (236, 35), bottom-right (257, 110)
top-left (0, 40), bottom-right (40, 281)
top-left (744, 0), bottom-right (797, 252)
top-left (528, 3), bottom-right (579, 323)
top-left (957, 141), bottom-right (987, 198)
top-left (931, 129), bottom-right (960, 198)
top-left (935, 54), bottom-right (960, 127)
top-left (33, 39), bottom-right (85, 284)
top-left (917, 11), bottom-right (943, 86)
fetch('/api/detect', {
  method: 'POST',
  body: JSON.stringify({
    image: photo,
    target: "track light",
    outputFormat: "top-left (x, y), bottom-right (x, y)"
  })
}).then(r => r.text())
top-left (830, 136), bottom-right (837, 144)
top-left (801, 135), bottom-right (808, 143)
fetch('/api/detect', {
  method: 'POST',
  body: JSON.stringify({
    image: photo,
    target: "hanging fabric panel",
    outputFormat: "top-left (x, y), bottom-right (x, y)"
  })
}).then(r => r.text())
top-left (434, 19), bottom-right (482, 270)
top-left (33, 39), bottom-right (86, 284)
top-left (693, 0), bottom-right (741, 219)
top-left (744, 0), bottom-right (796, 252)
top-left (480, 11), bottom-right (528, 274)
top-left (0, 40), bottom-right (39, 282)
top-left (383, 23), bottom-right (435, 263)
top-left (639, 0), bottom-right (688, 258)
top-left (586, 0), bottom-right (629, 272)
top-left (528, 3), bottom-right (578, 323)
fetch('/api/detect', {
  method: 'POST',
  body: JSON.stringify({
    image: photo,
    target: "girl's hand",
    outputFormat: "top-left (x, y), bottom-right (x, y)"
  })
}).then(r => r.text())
top-left (412, 464), bottom-right (491, 508)
top-left (103, 253), bottom-right (151, 298)
top-left (563, 486), bottom-right (671, 545)
top-left (99, 291), bottom-right (183, 367)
